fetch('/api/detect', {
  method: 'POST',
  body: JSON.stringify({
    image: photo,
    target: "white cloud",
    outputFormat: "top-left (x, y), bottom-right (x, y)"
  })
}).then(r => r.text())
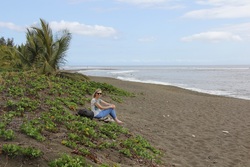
top-left (183, 0), bottom-right (250, 19)
top-left (217, 22), bottom-right (250, 38)
top-left (50, 20), bottom-right (118, 38)
top-left (0, 20), bottom-right (118, 39)
top-left (221, 22), bottom-right (250, 33)
top-left (183, 5), bottom-right (250, 19)
top-left (181, 22), bottom-right (250, 42)
top-left (0, 22), bottom-right (26, 32)
top-left (181, 31), bottom-right (242, 42)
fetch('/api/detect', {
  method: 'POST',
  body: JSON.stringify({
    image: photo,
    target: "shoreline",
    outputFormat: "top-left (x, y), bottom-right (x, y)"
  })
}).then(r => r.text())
top-left (114, 77), bottom-right (250, 101)
top-left (89, 76), bottom-right (250, 167)
top-left (86, 73), bottom-right (250, 101)
top-left (65, 65), bottom-right (250, 101)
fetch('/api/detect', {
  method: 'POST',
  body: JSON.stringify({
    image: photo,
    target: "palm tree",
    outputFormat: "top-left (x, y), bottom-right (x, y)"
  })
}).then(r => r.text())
top-left (26, 18), bottom-right (71, 75)
top-left (1, 19), bottom-right (88, 81)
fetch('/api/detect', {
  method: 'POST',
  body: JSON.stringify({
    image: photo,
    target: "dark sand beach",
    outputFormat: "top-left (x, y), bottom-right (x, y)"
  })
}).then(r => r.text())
top-left (90, 76), bottom-right (250, 167)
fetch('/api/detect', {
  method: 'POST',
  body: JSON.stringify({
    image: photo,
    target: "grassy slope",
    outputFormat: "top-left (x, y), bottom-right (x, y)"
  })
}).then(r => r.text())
top-left (0, 72), bottom-right (162, 167)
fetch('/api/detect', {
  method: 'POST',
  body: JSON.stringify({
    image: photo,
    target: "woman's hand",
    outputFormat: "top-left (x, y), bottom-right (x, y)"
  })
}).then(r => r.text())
top-left (110, 104), bottom-right (116, 109)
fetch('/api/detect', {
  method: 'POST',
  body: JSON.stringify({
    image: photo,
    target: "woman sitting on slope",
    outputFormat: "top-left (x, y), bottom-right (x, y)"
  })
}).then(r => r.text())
top-left (91, 88), bottom-right (123, 124)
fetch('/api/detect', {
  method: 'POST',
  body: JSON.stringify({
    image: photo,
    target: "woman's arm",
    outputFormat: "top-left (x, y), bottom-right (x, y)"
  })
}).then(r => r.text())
top-left (101, 100), bottom-right (111, 106)
top-left (102, 100), bottom-right (116, 108)
top-left (95, 100), bottom-right (115, 110)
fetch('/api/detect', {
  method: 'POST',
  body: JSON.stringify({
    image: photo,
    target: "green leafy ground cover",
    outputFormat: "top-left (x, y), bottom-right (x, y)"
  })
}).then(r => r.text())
top-left (0, 72), bottom-right (162, 167)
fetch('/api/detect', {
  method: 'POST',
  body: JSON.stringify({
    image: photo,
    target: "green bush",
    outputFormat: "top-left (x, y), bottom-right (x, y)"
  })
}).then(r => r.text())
top-left (49, 154), bottom-right (91, 167)
top-left (2, 144), bottom-right (43, 158)
top-left (3, 129), bottom-right (15, 140)
top-left (2, 144), bottom-right (21, 157)
top-left (22, 146), bottom-right (43, 158)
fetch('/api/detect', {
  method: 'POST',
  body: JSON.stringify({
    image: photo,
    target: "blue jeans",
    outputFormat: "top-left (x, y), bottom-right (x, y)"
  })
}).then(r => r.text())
top-left (95, 108), bottom-right (117, 119)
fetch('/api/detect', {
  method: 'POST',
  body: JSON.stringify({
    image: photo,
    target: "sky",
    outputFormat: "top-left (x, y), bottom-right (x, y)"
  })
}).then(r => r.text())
top-left (1, 0), bottom-right (250, 66)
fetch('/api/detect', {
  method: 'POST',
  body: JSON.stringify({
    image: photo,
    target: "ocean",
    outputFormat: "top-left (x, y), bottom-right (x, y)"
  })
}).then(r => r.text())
top-left (64, 65), bottom-right (250, 100)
